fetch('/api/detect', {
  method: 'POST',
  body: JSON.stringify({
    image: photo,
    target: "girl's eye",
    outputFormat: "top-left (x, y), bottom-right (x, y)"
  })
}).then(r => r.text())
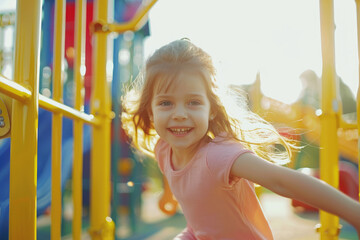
top-left (159, 101), bottom-right (172, 106)
top-left (189, 100), bottom-right (201, 106)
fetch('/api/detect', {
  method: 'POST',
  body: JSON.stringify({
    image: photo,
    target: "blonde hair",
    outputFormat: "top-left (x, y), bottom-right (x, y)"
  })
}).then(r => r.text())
top-left (121, 39), bottom-right (294, 164)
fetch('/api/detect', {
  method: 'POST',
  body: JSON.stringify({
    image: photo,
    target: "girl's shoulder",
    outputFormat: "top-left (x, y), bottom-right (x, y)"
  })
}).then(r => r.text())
top-left (206, 134), bottom-right (254, 187)
top-left (208, 133), bottom-right (252, 158)
top-left (154, 139), bottom-right (170, 173)
top-left (154, 139), bottom-right (169, 157)
top-left (210, 132), bottom-right (242, 146)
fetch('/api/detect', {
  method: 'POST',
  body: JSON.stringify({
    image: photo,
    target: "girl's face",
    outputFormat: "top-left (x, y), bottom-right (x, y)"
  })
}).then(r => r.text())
top-left (150, 70), bottom-right (212, 153)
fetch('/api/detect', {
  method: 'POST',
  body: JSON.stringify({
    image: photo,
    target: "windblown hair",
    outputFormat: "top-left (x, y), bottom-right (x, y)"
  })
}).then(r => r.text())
top-left (121, 39), bottom-right (294, 164)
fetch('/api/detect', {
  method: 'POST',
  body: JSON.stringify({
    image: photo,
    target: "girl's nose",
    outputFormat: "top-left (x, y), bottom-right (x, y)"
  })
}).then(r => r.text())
top-left (172, 106), bottom-right (188, 120)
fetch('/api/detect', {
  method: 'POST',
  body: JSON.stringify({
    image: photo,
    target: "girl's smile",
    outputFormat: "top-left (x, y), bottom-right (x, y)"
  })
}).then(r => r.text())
top-left (167, 127), bottom-right (194, 136)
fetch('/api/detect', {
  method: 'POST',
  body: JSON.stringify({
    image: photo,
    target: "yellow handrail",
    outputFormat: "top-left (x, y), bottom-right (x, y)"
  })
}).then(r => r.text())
top-left (108, 0), bottom-right (158, 33)
top-left (90, 0), bottom-right (158, 34)
top-left (0, 74), bottom-right (31, 102)
top-left (0, 75), bottom-right (97, 125)
top-left (39, 95), bottom-right (98, 125)
top-left (338, 117), bottom-right (357, 130)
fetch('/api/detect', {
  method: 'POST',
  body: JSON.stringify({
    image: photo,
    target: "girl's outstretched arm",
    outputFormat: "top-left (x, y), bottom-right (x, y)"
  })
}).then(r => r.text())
top-left (230, 153), bottom-right (360, 236)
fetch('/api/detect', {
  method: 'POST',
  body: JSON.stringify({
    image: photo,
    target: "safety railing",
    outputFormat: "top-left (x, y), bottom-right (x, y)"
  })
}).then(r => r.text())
top-left (1, 0), bottom-right (157, 239)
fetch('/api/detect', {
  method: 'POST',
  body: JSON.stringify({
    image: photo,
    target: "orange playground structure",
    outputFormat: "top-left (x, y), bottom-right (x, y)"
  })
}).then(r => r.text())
top-left (247, 75), bottom-right (359, 211)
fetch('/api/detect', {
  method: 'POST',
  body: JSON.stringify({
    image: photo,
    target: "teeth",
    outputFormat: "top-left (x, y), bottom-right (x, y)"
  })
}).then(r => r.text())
top-left (170, 128), bottom-right (191, 133)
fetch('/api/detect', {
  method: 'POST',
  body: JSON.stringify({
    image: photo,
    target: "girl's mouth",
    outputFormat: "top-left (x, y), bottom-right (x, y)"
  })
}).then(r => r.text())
top-left (168, 127), bottom-right (193, 135)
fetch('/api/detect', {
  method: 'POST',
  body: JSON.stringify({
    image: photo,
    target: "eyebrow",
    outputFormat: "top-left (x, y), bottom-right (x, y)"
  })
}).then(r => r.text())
top-left (154, 93), bottom-right (207, 98)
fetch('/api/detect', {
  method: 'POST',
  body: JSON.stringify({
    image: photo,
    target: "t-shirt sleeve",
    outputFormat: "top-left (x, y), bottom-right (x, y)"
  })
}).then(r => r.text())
top-left (206, 140), bottom-right (253, 188)
top-left (154, 139), bottom-right (168, 174)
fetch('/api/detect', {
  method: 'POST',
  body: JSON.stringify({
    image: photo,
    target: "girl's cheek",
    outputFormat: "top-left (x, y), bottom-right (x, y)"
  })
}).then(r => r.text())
top-left (153, 111), bottom-right (169, 122)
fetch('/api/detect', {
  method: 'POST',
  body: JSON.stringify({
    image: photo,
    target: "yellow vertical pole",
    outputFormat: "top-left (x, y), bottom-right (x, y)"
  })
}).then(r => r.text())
top-left (355, 0), bottom-right (360, 202)
top-left (318, 0), bottom-right (340, 239)
top-left (73, 0), bottom-right (86, 239)
top-left (90, 0), bottom-right (114, 239)
top-left (250, 72), bottom-right (262, 114)
top-left (51, 0), bottom-right (66, 239)
top-left (8, 0), bottom-right (42, 239)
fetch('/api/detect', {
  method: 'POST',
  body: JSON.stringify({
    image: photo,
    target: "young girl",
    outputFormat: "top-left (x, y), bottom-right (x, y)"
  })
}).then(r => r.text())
top-left (121, 39), bottom-right (360, 239)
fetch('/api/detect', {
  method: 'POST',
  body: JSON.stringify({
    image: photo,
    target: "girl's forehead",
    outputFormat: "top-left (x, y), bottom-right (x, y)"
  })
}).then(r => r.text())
top-left (153, 69), bottom-right (209, 95)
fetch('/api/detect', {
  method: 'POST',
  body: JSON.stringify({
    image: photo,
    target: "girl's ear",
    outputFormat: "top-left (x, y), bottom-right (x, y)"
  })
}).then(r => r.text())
top-left (209, 113), bottom-right (216, 121)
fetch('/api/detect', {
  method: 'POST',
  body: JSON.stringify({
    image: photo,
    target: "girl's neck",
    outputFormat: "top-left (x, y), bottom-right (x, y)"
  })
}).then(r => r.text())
top-left (171, 148), bottom-right (196, 171)
top-left (170, 136), bottom-right (210, 171)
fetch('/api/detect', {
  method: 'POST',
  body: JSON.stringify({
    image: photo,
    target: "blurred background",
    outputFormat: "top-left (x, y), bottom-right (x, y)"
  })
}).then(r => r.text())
top-left (2, 0), bottom-right (359, 104)
top-left (143, 0), bottom-right (358, 104)
top-left (0, 0), bottom-right (358, 239)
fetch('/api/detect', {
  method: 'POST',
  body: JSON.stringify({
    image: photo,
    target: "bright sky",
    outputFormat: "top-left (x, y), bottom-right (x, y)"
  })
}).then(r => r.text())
top-left (144, 0), bottom-right (359, 104)
top-left (1, 0), bottom-right (358, 104)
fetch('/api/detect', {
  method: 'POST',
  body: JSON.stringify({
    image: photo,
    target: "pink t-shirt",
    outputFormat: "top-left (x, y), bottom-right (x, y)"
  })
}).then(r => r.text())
top-left (155, 136), bottom-right (273, 240)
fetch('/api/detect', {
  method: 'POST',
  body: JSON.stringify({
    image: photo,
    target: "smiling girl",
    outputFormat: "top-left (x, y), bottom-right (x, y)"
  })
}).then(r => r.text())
top-left (121, 39), bottom-right (360, 239)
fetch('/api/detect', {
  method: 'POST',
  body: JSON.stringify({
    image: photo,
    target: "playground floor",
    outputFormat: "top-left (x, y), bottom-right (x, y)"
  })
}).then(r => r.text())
top-left (54, 190), bottom-right (357, 240)
top-left (261, 193), bottom-right (357, 240)
top-left (134, 191), bottom-right (358, 240)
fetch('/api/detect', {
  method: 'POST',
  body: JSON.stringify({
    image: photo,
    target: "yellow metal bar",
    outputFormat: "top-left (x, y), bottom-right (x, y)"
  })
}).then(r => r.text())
top-left (109, 0), bottom-right (157, 33)
top-left (39, 95), bottom-right (98, 125)
top-left (355, 0), bottom-right (360, 203)
top-left (51, 0), bottom-right (66, 239)
top-left (338, 118), bottom-right (357, 130)
top-left (249, 72), bottom-right (262, 114)
top-left (8, 0), bottom-right (42, 239)
top-left (73, 125), bottom-right (84, 240)
top-left (0, 74), bottom-right (31, 102)
top-left (318, 0), bottom-right (340, 239)
top-left (73, 0), bottom-right (86, 238)
top-left (0, 76), bottom-right (97, 124)
top-left (90, 0), bottom-right (158, 34)
top-left (90, 0), bottom-right (114, 239)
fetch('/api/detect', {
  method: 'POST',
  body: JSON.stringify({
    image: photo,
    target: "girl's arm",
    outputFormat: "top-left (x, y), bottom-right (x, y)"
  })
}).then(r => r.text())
top-left (230, 153), bottom-right (360, 235)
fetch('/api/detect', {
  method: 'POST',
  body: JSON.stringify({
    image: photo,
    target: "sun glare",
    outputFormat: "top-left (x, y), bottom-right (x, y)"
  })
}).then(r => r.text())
top-left (145, 0), bottom-right (359, 105)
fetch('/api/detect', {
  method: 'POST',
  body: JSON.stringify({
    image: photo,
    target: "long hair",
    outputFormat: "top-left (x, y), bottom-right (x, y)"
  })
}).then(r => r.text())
top-left (121, 39), bottom-right (294, 164)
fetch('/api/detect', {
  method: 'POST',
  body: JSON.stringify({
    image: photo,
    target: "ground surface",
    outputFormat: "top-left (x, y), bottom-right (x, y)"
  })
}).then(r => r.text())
top-left (136, 191), bottom-right (358, 240)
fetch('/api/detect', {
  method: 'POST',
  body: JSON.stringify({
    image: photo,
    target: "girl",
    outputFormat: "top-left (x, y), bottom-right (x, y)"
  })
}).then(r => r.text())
top-left (121, 39), bottom-right (360, 239)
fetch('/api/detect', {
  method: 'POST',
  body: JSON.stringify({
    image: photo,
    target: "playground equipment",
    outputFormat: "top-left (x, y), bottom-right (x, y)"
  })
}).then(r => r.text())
top-left (0, 1), bottom-right (359, 240)
top-left (0, 108), bottom-right (92, 237)
top-left (249, 76), bottom-right (358, 166)
top-left (0, 12), bottom-right (15, 139)
top-left (248, 1), bottom-right (360, 234)
top-left (0, 0), bottom-right (157, 240)
top-left (247, 72), bottom-right (359, 208)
